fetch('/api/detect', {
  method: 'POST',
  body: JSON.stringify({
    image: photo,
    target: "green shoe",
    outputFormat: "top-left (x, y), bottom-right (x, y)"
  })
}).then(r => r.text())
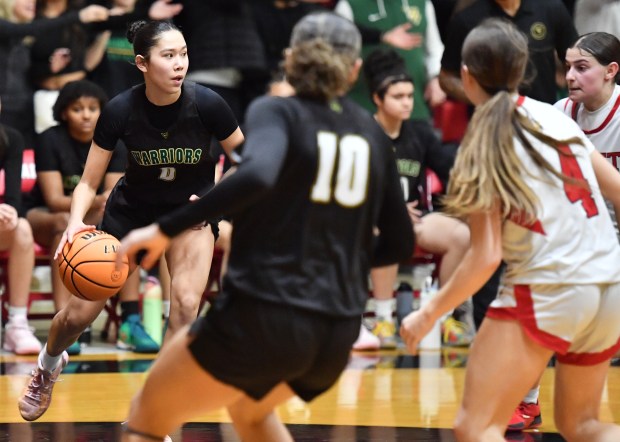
top-left (117, 314), bottom-right (160, 353)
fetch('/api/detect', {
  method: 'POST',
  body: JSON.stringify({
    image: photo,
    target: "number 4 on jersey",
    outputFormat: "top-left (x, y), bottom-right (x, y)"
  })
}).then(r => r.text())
top-left (558, 145), bottom-right (598, 218)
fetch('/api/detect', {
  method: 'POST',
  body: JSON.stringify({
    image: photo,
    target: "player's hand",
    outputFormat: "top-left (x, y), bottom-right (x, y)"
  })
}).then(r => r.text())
top-left (189, 194), bottom-right (207, 230)
top-left (54, 221), bottom-right (96, 260)
top-left (78, 4), bottom-right (110, 23)
top-left (407, 200), bottom-right (423, 224)
top-left (381, 24), bottom-right (423, 51)
top-left (116, 223), bottom-right (170, 271)
top-left (399, 308), bottom-right (436, 354)
top-left (148, 0), bottom-right (183, 20)
top-left (0, 204), bottom-right (18, 232)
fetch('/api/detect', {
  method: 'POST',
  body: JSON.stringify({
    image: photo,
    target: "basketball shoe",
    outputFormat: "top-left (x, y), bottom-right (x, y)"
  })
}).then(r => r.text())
top-left (3, 317), bottom-right (42, 355)
top-left (507, 401), bottom-right (542, 431)
top-left (117, 314), bottom-right (160, 353)
top-left (352, 324), bottom-right (380, 351)
top-left (18, 351), bottom-right (69, 421)
top-left (372, 318), bottom-right (398, 349)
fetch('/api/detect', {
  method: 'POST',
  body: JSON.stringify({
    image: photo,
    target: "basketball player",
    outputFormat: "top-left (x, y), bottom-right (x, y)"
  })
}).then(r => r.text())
top-left (18, 20), bottom-right (243, 422)
top-left (400, 19), bottom-right (620, 441)
top-left (353, 48), bottom-right (468, 350)
top-left (504, 31), bottom-right (620, 432)
top-left (114, 12), bottom-right (413, 441)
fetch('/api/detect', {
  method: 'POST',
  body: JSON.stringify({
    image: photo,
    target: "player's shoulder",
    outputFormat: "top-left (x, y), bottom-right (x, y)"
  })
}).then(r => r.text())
top-left (104, 87), bottom-right (134, 116)
top-left (521, 96), bottom-right (583, 139)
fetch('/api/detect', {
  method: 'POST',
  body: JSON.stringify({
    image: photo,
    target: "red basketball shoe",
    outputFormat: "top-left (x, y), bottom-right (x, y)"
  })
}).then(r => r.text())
top-left (507, 401), bottom-right (542, 431)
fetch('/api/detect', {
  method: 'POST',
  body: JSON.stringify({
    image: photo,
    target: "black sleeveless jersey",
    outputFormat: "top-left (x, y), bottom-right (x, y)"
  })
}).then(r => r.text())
top-left (159, 96), bottom-right (414, 317)
top-left (94, 81), bottom-right (238, 205)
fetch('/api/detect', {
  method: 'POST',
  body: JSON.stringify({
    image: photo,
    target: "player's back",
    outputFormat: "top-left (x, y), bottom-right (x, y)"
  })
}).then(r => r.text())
top-left (503, 97), bottom-right (620, 285)
top-left (226, 95), bottom-right (401, 317)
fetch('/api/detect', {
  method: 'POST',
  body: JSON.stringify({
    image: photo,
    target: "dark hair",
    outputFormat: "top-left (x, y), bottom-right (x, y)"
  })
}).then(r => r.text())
top-left (572, 32), bottom-right (620, 83)
top-left (53, 80), bottom-right (108, 123)
top-left (126, 20), bottom-right (181, 60)
top-left (363, 48), bottom-right (412, 99)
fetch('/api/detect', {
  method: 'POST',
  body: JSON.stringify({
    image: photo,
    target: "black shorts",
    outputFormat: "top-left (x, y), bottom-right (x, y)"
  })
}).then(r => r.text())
top-left (187, 291), bottom-right (360, 402)
top-left (100, 188), bottom-right (219, 241)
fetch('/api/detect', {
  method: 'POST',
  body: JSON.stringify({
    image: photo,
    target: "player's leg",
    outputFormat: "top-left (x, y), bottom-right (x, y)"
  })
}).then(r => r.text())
top-left (215, 219), bottom-right (232, 278)
top-left (163, 226), bottom-right (214, 342)
top-left (554, 360), bottom-right (620, 441)
top-left (227, 384), bottom-right (296, 442)
top-left (1, 218), bottom-right (41, 355)
top-left (19, 296), bottom-right (107, 421)
top-left (553, 282), bottom-right (620, 440)
top-left (122, 326), bottom-right (245, 441)
top-left (414, 213), bottom-right (469, 286)
top-left (368, 264), bottom-right (399, 348)
top-left (453, 317), bottom-right (552, 442)
top-left (26, 209), bottom-right (73, 310)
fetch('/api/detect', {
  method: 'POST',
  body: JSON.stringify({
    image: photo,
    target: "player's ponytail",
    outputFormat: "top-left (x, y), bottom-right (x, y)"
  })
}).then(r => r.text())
top-left (444, 18), bottom-right (587, 221)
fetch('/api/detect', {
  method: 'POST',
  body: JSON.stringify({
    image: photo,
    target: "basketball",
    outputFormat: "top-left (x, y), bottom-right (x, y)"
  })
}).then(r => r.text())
top-left (58, 230), bottom-right (129, 301)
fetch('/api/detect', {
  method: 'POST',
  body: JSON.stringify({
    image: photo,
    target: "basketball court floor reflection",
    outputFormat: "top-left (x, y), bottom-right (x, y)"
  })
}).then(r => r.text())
top-left (2, 344), bottom-right (613, 441)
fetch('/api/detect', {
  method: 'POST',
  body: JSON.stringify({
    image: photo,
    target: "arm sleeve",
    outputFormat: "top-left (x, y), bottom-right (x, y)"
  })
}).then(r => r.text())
top-left (158, 97), bottom-right (289, 237)
top-left (372, 149), bottom-right (415, 266)
top-left (0, 13), bottom-right (79, 39)
top-left (93, 96), bottom-right (130, 150)
top-left (3, 127), bottom-right (25, 213)
top-left (196, 87), bottom-right (240, 141)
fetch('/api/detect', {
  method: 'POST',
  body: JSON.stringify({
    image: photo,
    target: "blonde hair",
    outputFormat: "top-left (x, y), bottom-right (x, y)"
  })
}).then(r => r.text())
top-left (286, 39), bottom-right (356, 101)
top-left (444, 19), bottom-right (585, 221)
top-left (286, 12), bottom-right (361, 102)
top-left (0, 0), bottom-right (16, 21)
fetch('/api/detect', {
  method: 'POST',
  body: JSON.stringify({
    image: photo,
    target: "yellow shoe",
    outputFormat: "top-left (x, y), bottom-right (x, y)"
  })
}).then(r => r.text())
top-left (372, 319), bottom-right (397, 349)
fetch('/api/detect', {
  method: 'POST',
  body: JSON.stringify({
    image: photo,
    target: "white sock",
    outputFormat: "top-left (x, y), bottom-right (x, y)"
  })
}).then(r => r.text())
top-left (38, 344), bottom-right (62, 372)
top-left (375, 299), bottom-right (394, 321)
top-left (523, 386), bottom-right (540, 404)
top-left (8, 307), bottom-right (28, 324)
top-left (162, 300), bottom-right (170, 318)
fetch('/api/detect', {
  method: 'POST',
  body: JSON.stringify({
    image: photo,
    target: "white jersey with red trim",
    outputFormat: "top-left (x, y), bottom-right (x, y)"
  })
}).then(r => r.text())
top-left (555, 84), bottom-right (620, 170)
top-left (502, 96), bottom-right (620, 285)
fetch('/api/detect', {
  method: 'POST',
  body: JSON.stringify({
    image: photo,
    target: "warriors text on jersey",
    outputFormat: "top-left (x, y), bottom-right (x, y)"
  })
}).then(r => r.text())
top-left (94, 81), bottom-right (238, 205)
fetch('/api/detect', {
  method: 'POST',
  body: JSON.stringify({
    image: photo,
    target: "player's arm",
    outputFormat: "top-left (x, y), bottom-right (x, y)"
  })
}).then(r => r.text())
top-left (373, 154), bottom-right (414, 267)
top-left (54, 143), bottom-right (113, 258)
top-left (400, 205), bottom-right (502, 353)
top-left (591, 149), bottom-right (620, 226)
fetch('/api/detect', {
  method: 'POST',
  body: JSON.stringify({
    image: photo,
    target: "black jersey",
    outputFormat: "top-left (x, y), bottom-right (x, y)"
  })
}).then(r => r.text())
top-left (0, 124), bottom-right (25, 213)
top-left (23, 125), bottom-right (126, 210)
top-left (392, 120), bottom-right (454, 204)
top-left (94, 81), bottom-right (238, 205)
top-left (159, 96), bottom-right (414, 318)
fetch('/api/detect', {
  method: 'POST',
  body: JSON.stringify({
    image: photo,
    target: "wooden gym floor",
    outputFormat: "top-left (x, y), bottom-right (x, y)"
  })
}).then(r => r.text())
top-left (2, 342), bottom-right (620, 441)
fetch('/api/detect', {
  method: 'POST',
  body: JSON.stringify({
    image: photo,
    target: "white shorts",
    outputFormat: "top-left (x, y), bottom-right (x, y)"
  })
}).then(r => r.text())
top-left (486, 283), bottom-right (620, 365)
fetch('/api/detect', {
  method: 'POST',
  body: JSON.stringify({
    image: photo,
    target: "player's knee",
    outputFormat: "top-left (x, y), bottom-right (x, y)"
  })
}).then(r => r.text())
top-left (173, 291), bottom-right (201, 320)
top-left (52, 213), bottom-right (70, 236)
top-left (14, 219), bottom-right (34, 248)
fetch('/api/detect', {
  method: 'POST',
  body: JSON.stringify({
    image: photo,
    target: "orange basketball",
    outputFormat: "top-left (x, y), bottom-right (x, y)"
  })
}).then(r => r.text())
top-left (58, 230), bottom-right (129, 301)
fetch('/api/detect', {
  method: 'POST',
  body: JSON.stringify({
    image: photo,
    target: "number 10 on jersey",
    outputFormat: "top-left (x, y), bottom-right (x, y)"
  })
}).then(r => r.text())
top-left (311, 132), bottom-right (370, 207)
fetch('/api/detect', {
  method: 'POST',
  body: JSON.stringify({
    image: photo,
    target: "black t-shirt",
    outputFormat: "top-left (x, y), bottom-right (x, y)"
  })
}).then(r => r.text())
top-left (0, 124), bottom-right (25, 214)
top-left (24, 125), bottom-right (126, 210)
top-left (159, 96), bottom-right (414, 317)
top-left (441, 0), bottom-right (577, 104)
top-left (94, 81), bottom-right (238, 205)
top-left (392, 120), bottom-right (454, 204)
